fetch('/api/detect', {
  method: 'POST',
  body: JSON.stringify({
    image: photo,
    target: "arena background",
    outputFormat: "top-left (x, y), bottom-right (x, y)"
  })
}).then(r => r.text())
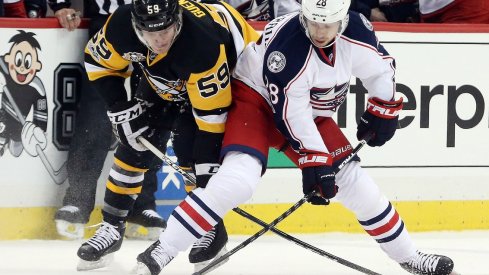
top-left (0, 18), bottom-right (488, 240)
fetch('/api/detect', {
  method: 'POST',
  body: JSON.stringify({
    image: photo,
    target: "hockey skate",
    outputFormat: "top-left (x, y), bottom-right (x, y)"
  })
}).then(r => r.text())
top-left (76, 221), bottom-right (125, 271)
top-left (54, 205), bottom-right (88, 240)
top-left (189, 220), bottom-right (229, 272)
top-left (126, 209), bottom-right (167, 240)
top-left (133, 240), bottom-right (174, 275)
top-left (400, 250), bottom-right (457, 275)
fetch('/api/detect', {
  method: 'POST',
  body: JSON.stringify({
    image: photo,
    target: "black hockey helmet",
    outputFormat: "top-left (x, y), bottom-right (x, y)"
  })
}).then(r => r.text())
top-left (131, 0), bottom-right (181, 32)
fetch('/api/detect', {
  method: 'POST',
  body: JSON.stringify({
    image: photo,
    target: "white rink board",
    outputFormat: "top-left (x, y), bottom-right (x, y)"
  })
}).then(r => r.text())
top-left (252, 166), bottom-right (489, 204)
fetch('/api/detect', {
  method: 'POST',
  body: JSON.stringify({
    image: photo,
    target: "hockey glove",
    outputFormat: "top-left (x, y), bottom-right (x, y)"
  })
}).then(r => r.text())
top-left (193, 131), bottom-right (223, 188)
top-left (107, 99), bottom-right (149, 152)
top-left (0, 71), bottom-right (6, 92)
top-left (299, 151), bottom-right (337, 205)
top-left (357, 97), bottom-right (403, 147)
top-left (21, 121), bottom-right (47, 156)
top-left (194, 162), bottom-right (220, 188)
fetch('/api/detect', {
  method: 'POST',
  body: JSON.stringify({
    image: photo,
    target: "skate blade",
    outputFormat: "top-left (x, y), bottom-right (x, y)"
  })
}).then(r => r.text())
top-left (450, 271), bottom-right (462, 275)
top-left (77, 253), bottom-right (114, 271)
top-left (55, 220), bottom-right (84, 240)
top-left (125, 223), bottom-right (164, 241)
top-left (194, 245), bottom-right (229, 273)
top-left (131, 262), bottom-right (152, 275)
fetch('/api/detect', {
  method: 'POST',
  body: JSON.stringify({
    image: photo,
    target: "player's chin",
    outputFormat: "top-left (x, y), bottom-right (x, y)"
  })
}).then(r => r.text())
top-left (153, 45), bottom-right (169, 55)
top-left (313, 40), bottom-right (328, 47)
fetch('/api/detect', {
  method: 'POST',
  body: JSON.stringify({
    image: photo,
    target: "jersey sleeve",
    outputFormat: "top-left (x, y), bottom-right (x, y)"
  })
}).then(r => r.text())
top-left (84, 11), bottom-right (132, 107)
top-left (346, 13), bottom-right (397, 101)
top-left (263, 35), bottom-right (328, 154)
top-left (186, 1), bottom-right (259, 135)
top-left (183, 2), bottom-right (259, 172)
top-left (33, 91), bottom-right (48, 131)
top-left (187, 44), bottom-right (231, 135)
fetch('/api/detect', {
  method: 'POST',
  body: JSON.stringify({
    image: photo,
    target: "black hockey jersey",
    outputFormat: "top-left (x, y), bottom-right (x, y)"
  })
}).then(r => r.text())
top-left (84, 0), bottom-right (259, 134)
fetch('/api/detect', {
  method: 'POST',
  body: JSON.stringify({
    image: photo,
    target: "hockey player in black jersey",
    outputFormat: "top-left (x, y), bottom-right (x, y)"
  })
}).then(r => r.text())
top-left (49, 0), bottom-right (168, 242)
top-left (76, 0), bottom-right (259, 271)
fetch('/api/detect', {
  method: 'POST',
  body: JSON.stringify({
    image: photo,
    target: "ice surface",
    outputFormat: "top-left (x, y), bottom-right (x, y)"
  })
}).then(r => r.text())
top-left (1, 231), bottom-right (488, 275)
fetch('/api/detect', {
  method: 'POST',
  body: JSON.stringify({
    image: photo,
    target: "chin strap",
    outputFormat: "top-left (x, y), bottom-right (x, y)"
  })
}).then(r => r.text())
top-left (299, 12), bottom-right (350, 49)
top-left (131, 11), bottom-right (183, 54)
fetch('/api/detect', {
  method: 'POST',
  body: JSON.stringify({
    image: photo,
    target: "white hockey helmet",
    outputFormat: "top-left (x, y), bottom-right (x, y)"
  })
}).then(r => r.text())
top-left (301, 0), bottom-right (351, 24)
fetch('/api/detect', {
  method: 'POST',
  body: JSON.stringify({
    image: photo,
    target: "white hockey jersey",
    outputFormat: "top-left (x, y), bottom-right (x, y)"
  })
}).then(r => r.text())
top-left (233, 11), bottom-right (396, 153)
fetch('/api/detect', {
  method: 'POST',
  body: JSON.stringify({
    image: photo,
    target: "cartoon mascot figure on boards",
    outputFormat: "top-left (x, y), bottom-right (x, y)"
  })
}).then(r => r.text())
top-left (0, 30), bottom-right (47, 157)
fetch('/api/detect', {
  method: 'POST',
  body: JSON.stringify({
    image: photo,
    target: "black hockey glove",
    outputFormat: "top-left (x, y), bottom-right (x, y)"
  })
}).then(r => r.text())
top-left (299, 151), bottom-right (337, 205)
top-left (193, 131), bottom-right (223, 188)
top-left (357, 97), bottom-right (403, 147)
top-left (107, 99), bottom-right (150, 152)
top-left (194, 162), bottom-right (220, 188)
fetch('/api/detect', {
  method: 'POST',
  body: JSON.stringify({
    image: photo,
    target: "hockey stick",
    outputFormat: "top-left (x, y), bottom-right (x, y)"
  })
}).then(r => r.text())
top-left (137, 135), bottom-right (377, 274)
top-left (137, 137), bottom-right (323, 243)
top-left (195, 137), bottom-right (373, 275)
top-left (3, 85), bottom-right (67, 185)
top-left (138, 136), bottom-right (378, 275)
top-left (233, 208), bottom-right (381, 275)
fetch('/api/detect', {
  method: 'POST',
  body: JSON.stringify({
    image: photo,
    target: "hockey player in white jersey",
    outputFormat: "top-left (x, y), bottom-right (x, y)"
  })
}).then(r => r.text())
top-left (134, 0), bottom-right (457, 274)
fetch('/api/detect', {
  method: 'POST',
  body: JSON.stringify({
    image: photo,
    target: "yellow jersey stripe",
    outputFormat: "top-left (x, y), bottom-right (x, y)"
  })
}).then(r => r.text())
top-left (187, 44), bottom-right (232, 111)
top-left (194, 118), bottom-right (225, 133)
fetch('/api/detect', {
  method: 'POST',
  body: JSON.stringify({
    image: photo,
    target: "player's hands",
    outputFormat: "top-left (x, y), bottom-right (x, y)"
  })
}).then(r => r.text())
top-left (108, 99), bottom-right (150, 152)
top-left (299, 151), bottom-right (337, 205)
top-left (54, 8), bottom-right (81, 31)
top-left (21, 121), bottom-right (47, 156)
top-left (357, 97), bottom-right (403, 147)
top-left (0, 72), bottom-right (6, 92)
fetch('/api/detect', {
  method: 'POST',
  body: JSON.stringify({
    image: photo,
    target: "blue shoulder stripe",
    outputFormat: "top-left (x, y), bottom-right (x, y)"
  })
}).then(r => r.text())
top-left (263, 15), bottom-right (311, 88)
top-left (342, 11), bottom-right (390, 56)
top-left (262, 16), bottom-right (311, 150)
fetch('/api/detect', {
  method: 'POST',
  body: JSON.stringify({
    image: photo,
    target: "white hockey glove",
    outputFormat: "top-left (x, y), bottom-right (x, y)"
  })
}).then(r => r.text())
top-left (21, 121), bottom-right (47, 156)
top-left (0, 72), bottom-right (6, 106)
top-left (107, 99), bottom-right (149, 152)
top-left (0, 71), bottom-right (6, 90)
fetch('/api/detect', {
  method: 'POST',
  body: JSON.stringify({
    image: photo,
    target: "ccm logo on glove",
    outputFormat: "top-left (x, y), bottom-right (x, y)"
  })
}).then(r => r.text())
top-left (107, 100), bottom-right (149, 152)
top-left (108, 103), bottom-right (144, 124)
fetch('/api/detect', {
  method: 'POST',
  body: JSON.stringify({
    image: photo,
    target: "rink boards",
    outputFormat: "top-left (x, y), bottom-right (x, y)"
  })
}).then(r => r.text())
top-left (0, 20), bottom-right (488, 239)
